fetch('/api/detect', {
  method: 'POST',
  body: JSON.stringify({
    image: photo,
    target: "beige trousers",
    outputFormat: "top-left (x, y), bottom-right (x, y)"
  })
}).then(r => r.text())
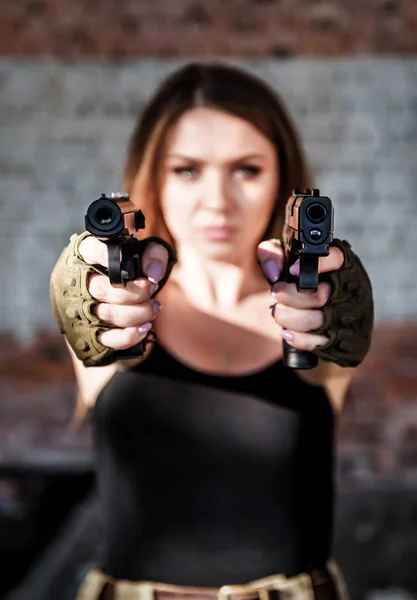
top-left (75, 559), bottom-right (350, 600)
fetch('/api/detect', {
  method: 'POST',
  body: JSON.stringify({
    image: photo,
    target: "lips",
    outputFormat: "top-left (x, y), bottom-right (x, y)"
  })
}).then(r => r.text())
top-left (201, 225), bottom-right (237, 240)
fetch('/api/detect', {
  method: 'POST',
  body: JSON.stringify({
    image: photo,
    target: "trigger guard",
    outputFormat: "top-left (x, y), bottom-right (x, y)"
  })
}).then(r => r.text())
top-left (105, 240), bottom-right (124, 287)
top-left (113, 329), bottom-right (157, 361)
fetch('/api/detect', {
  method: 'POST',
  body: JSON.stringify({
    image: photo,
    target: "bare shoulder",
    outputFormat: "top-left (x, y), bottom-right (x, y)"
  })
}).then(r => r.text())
top-left (296, 360), bottom-right (357, 414)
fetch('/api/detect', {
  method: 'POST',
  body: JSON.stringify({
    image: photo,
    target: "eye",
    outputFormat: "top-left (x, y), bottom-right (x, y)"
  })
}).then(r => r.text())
top-left (234, 165), bottom-right (262, 178)
top-left (173, 166), bottom-right (199, 180)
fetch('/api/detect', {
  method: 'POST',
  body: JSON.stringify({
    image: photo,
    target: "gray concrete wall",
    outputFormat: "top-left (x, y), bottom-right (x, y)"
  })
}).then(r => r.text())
top-left (1, 58), bottom-right (416, 340)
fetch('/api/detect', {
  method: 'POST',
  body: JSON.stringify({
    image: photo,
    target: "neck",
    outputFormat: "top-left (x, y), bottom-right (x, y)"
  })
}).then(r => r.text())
top-left (172, 244), bottom-right (267, 313)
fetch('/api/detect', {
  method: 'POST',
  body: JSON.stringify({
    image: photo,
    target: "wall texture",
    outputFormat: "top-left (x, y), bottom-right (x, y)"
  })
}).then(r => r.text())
top-left (1, 0), bottom-right (417, 57)
top-left (1, 58), bottom-right (416, 338)
top-left (0, 1), bottom-right (417, 599)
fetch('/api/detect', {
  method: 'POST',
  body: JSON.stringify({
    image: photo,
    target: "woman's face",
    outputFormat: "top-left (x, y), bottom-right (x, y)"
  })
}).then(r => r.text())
top-left (159, 107), bottom-right (279, 263)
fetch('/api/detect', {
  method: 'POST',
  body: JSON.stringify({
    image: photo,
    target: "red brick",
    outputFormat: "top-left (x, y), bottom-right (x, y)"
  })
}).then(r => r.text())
top-left (0, 0), bottom-right (416, 57)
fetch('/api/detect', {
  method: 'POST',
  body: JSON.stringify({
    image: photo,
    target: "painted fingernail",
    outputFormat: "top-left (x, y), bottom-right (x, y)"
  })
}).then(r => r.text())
top-left (146, 262), bottom-right (164, 283)
top-left (264, 259), bottom-right (280, 283)
top-left (280, 329), bottom-right (294, 342)
top-left (153, 301), bottom-right (161, 313)
top-left (289, 261), bottom-right (300, 276)
top-left (138, 322), bottom-right (152, 336)
top-left (149, 282), bottom-right (158, 296)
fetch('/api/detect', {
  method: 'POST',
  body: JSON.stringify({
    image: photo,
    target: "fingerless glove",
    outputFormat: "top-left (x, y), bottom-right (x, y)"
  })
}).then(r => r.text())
top-left (50, 232), bottom-right (120, 366)
top-left (312, 239), bottom-right (374, 367)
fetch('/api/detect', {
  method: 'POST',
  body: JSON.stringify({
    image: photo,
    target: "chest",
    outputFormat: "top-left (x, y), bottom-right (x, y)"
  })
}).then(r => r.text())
top-left (155, 287), bottom-right (283, 375)
top-left (96, 369), bottom-right (332, 476)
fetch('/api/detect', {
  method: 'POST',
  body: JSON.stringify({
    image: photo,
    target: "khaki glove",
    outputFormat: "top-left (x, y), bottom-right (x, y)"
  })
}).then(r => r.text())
top-left (50, 232), bottom-right (119, 366)
top-left (50, 231), bottom-right (177, 366)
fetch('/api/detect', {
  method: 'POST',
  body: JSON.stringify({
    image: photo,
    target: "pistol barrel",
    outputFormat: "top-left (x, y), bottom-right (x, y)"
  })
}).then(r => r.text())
top-left (85, 193), bottom-right (145, 238)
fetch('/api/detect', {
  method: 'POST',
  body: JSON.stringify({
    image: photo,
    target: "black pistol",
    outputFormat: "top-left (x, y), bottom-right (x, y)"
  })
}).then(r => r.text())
top-left (85, 192), bottom-right (176, 359)
top-left (282, 188), bottom-right (334, 369)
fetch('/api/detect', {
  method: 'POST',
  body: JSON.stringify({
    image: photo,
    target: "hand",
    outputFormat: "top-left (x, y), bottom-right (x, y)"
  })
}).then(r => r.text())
top-left (79, 235), bottom-right (170, 351)
top-left (257, 238), bottom-right (344, 353)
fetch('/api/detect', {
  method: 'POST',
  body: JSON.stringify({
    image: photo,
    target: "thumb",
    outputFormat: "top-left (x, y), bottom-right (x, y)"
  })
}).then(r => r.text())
top-left (257, 238), bottom-right (284, 284)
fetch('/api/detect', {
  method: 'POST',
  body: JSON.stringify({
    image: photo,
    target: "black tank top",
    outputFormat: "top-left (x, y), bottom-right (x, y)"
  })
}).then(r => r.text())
top-left (93, 341), bottom-right (335, 585)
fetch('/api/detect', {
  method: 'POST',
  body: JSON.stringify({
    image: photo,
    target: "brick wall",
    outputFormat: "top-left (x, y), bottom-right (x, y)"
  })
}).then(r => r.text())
top-left (1, 3), bottom-right (417, 598)
top-left (1, 0), bottom-right (417, 57)
top-left (1, 59), bottom-right (416, 338)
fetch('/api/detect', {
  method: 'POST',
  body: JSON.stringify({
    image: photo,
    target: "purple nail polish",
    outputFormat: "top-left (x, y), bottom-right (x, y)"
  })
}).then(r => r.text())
top-left (146, 262), bottom-right (163, 283)
top-left (138, 322), bottom-right (152, 336)
top-left (153, 301), bottom-right (161, 313)
top-left (280, 329), bottom-right (294, 342)
top-left (149, 282), bottom-right (158, 296)
top-left (264, 259), bottom-right (280, 283)
top-left (289, 261), bottom-right (300, 276)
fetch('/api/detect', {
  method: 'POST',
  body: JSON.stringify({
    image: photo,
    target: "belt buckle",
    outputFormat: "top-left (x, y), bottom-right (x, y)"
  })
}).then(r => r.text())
top-left (218, 574), bottom-right (288, 600)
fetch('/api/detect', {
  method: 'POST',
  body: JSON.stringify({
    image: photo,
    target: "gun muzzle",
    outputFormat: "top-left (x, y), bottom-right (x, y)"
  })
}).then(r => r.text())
top-left (85, 193), bottom-right (145, 238)
top-left (85, 196), bottom-right (125, 237)
top-left (306, 202), bottom-right (327, 223)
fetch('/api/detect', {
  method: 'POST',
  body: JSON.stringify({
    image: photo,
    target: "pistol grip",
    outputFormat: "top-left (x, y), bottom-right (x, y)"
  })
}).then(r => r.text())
top-left (114, 331), bottom-right (157, 361)
top-left (283, 340), bottom-right (318, 369)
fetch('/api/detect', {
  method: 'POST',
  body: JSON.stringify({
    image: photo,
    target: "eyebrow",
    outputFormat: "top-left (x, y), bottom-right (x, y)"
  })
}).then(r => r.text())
top-left (165, 153), bottom-right (266, 162)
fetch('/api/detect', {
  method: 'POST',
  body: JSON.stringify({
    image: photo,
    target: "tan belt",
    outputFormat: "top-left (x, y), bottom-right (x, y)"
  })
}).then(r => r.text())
top-left (75, 561), bottom-right (349, 600)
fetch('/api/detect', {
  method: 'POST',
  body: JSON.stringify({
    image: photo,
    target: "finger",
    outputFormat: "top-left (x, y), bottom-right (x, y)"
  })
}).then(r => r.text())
top-left (270, 281), bottom-right (332, 309)
top-left (320, 245), bottom-right (344, 273)
top-left (98, 324), bottom-right (154, 351)
top-left (280, 329), bottom-right (329, 352)
top-left (78, 235), bottom-right (110, 268)
top-left (289, 245), bottom-right (344, 277)
top-left (141, 242), bottom-right (170, 284)
top-left (271, 303), bottom-right (324, 333)
top-left (257, 239), bottom-right (285, 283)
top-left (89, 274), bottom-right (154, 305)
top-left (93, 300), bottom-right (161, 328)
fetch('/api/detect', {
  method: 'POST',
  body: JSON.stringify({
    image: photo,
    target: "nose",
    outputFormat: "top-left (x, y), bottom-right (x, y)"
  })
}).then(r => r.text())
top-left (203, 171), bottom-right (232, 211)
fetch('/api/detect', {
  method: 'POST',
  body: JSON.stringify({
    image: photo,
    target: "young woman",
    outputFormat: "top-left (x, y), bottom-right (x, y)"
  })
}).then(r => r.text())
top-left (50, 61), bottom-right (373, 600)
